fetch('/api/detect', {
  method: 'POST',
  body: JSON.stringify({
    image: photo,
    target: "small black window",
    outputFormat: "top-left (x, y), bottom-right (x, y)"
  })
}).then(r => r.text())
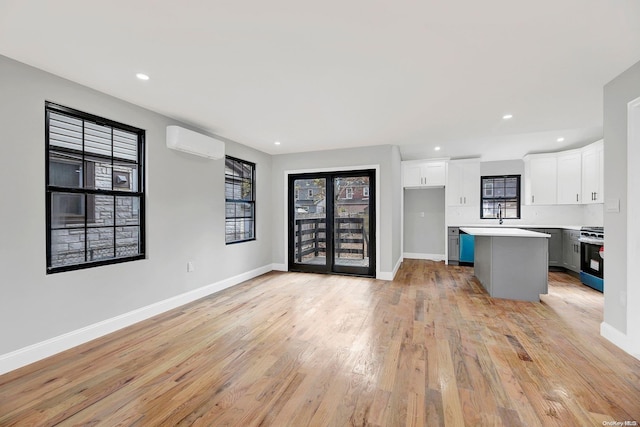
top-left (225, 156), bottom-right (256, 244)
top-left (46, 102), bottom-right (145, 273)
top-left (481, 175), bottom-right (521, 219)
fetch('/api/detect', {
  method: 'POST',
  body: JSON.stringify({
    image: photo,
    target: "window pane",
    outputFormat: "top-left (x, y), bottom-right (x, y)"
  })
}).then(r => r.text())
top-left (50, 228), bottom-right (86, 267)
top-left (88, 156), bottom-right (112, 190)
top-left (87, 227), bottom-right (115, 261)
top-left (113, 163), bottom-right (137, 191)
top-left (116, 196), bottom-right (141, 226)
top-left (49, 112), bottom-right (83, 151)
top-left (116, 226), bottom-right (140, 257)
top-left (49, 155), bottom-right (83, 188)
top-left (84, 122), bottom-right (112, 157)
top-left (93, 195), bottom-right (115, 226)
top-left (113, 129), bottom-right (138, 161)
top-left (51, 192), bottom-right (85, 227)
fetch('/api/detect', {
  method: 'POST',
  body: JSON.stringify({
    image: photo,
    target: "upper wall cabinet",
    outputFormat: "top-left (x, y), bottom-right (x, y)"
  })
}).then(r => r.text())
top-left (556, 149), bottom-right (582, 204)
top-left (447, 159), bottom-right (480, 206)
top-left (402, 160), bottom-right (447, 188)
top-left (524, 153), bottom-right (557, 205)
top-left (523, 140), bottom-right (604, 206)
top-left (582, 140), bottom-right (604, 204)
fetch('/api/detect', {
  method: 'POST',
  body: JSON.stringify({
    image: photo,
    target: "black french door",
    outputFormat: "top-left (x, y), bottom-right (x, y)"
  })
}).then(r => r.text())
top-left (288, 170), bottom-right (375, 277)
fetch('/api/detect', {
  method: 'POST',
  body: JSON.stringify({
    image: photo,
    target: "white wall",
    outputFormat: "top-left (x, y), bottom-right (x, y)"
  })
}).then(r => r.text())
top-left (270, 145), bottom-right (401, 278)
top-left (403, 188), bottom-right (445, 257)
top-left (602, 58), bottom-right (640, 358)
top-left (0, 56), bottom-right (273, 361)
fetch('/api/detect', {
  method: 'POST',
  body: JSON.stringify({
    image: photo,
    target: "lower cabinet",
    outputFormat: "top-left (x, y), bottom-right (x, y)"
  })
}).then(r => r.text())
top-left (528, 228), bottom-right (563, 268)
top-left (448, 227), bottom-right (459, 264)
top-left (562, 229), bottom-right (581, 273)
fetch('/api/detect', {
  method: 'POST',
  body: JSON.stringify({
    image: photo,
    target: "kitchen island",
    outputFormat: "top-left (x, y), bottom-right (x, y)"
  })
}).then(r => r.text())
top-left (459, 227), bottom-right (551, 301)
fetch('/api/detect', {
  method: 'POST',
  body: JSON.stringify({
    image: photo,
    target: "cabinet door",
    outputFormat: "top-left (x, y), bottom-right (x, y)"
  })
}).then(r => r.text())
top-left (582, 141), bottom-right (603, 204)
top-left (422, 162), bottom-right (446, 186)
top-left (557, 152), bottom-right (582, 204)
top-left (447, 160), bottom-right (479, 206)
top-left (547, 229), bottom-right (563, 267)
top-left (562, 230), bottom-right (581, 272)
top-left (526, 156), bottom-right (557, 205)
top-left (448, 236), bottom-right (459, 262)
top-left (403, 164), bottom-right (422, 187)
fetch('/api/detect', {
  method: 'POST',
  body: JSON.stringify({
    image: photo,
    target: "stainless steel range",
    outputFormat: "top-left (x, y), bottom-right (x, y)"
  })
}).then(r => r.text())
top-left (579, 226), bottom-right (604, 292)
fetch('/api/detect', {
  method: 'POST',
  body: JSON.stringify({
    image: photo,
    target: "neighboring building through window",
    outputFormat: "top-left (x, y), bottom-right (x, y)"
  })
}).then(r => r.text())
top-left (46, 102), bottom-right (145, 273)
top-left (225, 156), bottom-right (256, 243)
top-left (345, 187), bottom-right (354, 199)
top-left (481, 175), bottom-right (521, 219)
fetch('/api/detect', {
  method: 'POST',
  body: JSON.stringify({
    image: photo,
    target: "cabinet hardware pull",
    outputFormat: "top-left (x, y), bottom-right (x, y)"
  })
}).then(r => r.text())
top-left (576, 194), bottom-right (578, 202)
top-left (532, 195), bottom-right (535, 203)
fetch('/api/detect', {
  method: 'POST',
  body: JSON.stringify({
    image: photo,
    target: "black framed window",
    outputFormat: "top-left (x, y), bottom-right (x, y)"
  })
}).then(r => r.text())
top-left (481, 175), bottom-right (521, 219)
top-left (225, 156), bottom-right (255, 244)
top-left (46, 102), bottom-right (145, 273)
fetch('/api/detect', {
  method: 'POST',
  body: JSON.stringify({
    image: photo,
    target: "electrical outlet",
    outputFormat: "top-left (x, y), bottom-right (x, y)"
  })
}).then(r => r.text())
top-left (419, 212), bottom-right (425, 218)
top-left (187, 261), bottom-right (195, 272)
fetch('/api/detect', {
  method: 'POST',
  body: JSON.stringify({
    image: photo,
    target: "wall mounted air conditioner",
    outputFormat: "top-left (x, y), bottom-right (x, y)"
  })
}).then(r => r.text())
top-left (166, 125), bottom-right (225, 159)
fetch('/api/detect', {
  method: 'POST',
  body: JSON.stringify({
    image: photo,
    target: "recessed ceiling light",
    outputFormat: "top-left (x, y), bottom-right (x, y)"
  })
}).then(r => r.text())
top-left (136, 73), bottom-right (150, 81)
top-left (502, 114), bottom-right (513, 120)
top-left (557, 137), bottom-right (565, 142)
top-left (274, 141), bottom-right (281, 145)
top-left (434, 146), bottom-right (441, 151)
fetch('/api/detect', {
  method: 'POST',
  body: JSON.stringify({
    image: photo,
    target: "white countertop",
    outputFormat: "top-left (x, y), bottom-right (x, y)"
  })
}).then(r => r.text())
top-left (450, 224), bottom-right (582, 231)
top-left (459, 227), bottom-right (551, 238)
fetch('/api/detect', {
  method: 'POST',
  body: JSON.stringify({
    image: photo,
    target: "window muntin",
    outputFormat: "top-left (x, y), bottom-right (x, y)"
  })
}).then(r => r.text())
top-left (481, 175), bottom-right (521, 219)
top-left (225, 156), bottom-right (256, 244)
top-left (46, 103), bottom-right (145, 273)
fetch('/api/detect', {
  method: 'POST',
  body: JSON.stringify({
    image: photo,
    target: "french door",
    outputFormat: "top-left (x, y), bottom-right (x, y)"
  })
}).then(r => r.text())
top-left (288, 170), bottom-right (375, 277)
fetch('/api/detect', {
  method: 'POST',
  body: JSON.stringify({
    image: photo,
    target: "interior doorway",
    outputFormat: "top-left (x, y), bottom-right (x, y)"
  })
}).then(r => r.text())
top-left (288, 170), bottom-right (375, 277)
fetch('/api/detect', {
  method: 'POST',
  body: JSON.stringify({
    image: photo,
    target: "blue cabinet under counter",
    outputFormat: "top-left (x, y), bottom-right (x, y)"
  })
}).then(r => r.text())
top-left (460, 232), bottom-right (475, 264)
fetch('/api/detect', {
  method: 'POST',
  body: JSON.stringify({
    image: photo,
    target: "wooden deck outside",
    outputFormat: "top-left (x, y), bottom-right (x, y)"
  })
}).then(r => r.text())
top-left (1, 259), bottom-right (638, 425)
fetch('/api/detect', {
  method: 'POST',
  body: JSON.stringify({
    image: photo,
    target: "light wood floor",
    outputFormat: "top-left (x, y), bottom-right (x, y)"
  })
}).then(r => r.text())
top-left (1, 260), bottom-right (639, 426)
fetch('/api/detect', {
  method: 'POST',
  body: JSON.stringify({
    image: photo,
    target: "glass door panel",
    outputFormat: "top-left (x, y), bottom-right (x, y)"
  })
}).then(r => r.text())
top-left (292, 177), bottom-right (328, 268)
top-left (333, 175), bottom-right (371, 273)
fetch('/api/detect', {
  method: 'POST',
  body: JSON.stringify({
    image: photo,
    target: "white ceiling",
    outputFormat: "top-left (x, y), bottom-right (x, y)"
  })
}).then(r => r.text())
top-left (1, 0), bottom-right (639, 161)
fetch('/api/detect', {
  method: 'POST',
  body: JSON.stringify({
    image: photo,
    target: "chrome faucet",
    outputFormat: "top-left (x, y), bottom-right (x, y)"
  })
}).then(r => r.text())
top-left (498, 203), bottom-right (503, 225)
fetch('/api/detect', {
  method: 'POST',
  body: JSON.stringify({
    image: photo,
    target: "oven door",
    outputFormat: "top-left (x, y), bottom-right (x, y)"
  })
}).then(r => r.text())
top-left (579, 240), bottom-right (604, 292)
top-left (580, 241), bottom-right (603, 278)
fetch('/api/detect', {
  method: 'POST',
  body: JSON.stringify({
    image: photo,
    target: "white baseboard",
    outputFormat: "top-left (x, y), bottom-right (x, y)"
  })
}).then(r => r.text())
top-left (0, 264), bottom-right (273, 376)
top-left (271, 263), bottom-right (287, 272)
top-left (378, 257), bottom-right (403, 281)
top-left (600, 321), bottom-right (640, 361)
top-left (403, 252), bottom-right (446, 261)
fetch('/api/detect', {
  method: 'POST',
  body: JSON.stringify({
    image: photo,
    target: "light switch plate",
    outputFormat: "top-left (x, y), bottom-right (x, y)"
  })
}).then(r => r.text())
top-left (605, 198), bottom-right (620, 213)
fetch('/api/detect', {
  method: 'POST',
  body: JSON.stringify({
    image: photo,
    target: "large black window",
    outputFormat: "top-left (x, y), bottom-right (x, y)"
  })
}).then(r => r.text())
top-left (225, 156), bottom-right (255, 244)
top-left (481, 175), bottom-right (521, 219)
top-left (46, 102), bottom-right (145, 273)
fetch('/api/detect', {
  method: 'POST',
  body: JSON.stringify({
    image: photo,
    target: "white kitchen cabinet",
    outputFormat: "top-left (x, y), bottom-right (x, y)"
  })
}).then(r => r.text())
top-left (447, 159), bottom-right (480, 206)
top-left (581, 140), bottom-right (604, 204)
top-left (402, 160), bottom-right (446, 188)
top-left (556, 150), bottom-right (582, 204)
top-left (524, 154), bottom-right (557, 205)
